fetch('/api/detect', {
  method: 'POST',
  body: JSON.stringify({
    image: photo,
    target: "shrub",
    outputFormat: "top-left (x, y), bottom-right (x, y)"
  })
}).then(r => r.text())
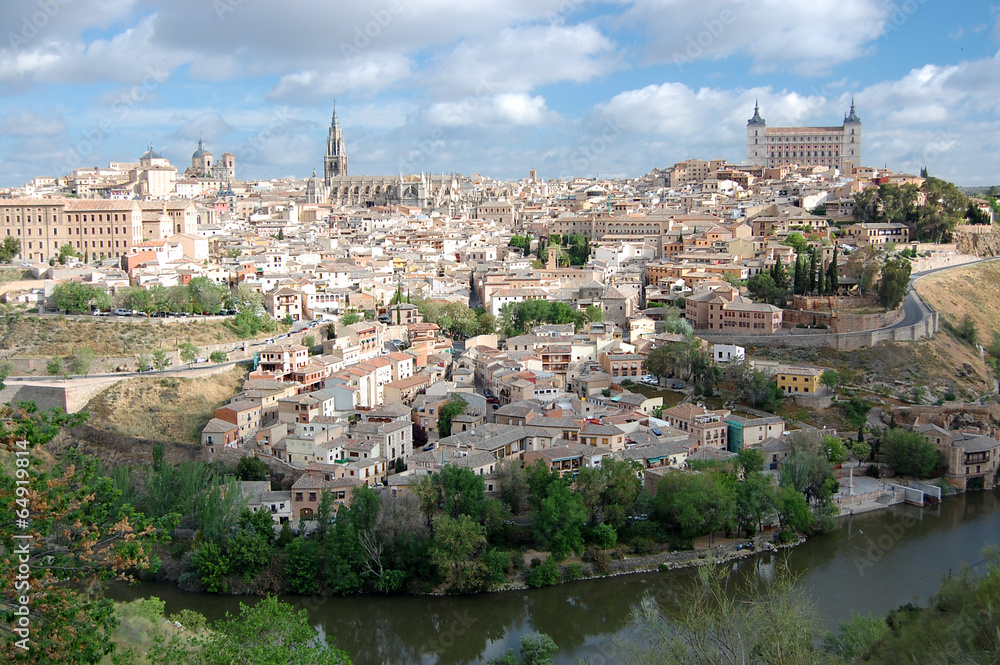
top-left (630, 537), bottom-right (656, 556)
top-left (584, 546), bottom-right (611, 574)
top-left (529, 557), bottom-right (541, 568)
top-left (526, 557), bottom-right (560, 587)
top-left (563, 564), bottom-right (583, 581)
top-left (866, 464), bottom-right (881, 478)
top-left (169, 609), bottom-right (208, 632)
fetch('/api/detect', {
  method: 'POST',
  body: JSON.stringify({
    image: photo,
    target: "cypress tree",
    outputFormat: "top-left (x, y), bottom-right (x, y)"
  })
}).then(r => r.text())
top-left (808, 248), bottom-right (817, 294)
top-left (828, 247), bottom-right (839, 294)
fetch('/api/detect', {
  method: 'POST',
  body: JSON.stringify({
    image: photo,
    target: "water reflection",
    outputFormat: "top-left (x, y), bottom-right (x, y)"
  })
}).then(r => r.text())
top-left (107, 491), bottom-right (1000, 665)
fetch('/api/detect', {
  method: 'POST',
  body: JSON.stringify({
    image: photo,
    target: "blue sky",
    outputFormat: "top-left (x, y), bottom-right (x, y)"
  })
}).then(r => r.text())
top-left (1, 0), bottom-right (999, 187)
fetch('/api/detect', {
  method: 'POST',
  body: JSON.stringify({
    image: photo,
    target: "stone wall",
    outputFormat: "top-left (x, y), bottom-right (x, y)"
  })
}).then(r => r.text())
top-left (698, 311), bottom-right (939, 351)
top-left (782, 296), bottom-right (904, 334)
top-left (1, 361), bottom-right (242, 413)
top-left (4, 326), bottom-right (318, 377)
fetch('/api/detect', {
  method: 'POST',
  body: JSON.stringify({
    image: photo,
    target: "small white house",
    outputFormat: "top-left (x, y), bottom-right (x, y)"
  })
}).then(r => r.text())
top-left (712, 343), bottom-right (745, 363)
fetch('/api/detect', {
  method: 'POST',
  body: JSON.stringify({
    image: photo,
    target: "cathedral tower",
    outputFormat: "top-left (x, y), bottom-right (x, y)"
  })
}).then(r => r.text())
top-left (324, 103), bottom-right (348, 184)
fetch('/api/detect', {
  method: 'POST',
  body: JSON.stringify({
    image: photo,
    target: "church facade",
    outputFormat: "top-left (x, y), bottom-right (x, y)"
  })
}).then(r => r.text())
top-left (747, 101), bottom-right (862, 173)
top-left (310, 104), bottom-right (471, 210)
top-left (184, 135), bottom-right (235, 181)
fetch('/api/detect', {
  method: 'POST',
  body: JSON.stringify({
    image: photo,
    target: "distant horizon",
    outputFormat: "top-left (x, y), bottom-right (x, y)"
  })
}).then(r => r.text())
top-left (1, 1), bottom-right (999, 187)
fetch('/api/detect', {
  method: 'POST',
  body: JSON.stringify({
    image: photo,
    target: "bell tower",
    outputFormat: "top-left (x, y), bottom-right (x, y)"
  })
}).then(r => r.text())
top-left (324, 102), bottom-right (348, 185)
top-left (746, 100), bottom-right (766, 167)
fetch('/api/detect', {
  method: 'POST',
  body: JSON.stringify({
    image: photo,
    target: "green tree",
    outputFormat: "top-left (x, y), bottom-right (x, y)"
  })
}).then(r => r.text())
top-left (612, 563), bottom-right (829, 665)
top-left (235, 456), bottom-right (270, 481)
top-left (495, 460), bottom-right (530, 515)
top-left (340, 311), bottom-right (362, 326)
top-left (782, 232), bottom-right (809, 254)
top-left (566, 233), bottom-right (591, 265)
top-left (152, 349), bottom-right (170, 370)
top-left (732, 470), bottom-right (775, 537)
top-left (437, 395), bottom-right (467, 438)
top-left (841, 396), bottom-right (871, 430)
top-left (820, 370), bottom-right (840, 391)
top-left (179, 342), bottom-right (199, 363)
top-left (429, 514), bottom-right (490, 593)
top-left (953, 314), bottom-right (978, 345)
top-left (150, 595), bottom-right (352, 664)
top-left (57, 243), bottom-right (78, 265)
top-left (0, 236), bottom-right (21, 262)
top-left (51, 282), bottom-right (110, 314)
top-left (770, 254), bottom-right (790, 289)
top-left (531, 480), bottom-right (586, 560)
top-left (849, 439), bottom-right (871, 467)
top-left (417, 465), bottom-right (485, 521)
top-left (488, 633), bottom-right (559, 665)
top-left (585, 305), bottom-right (604, 323)
top-left (780, 435), bottom-right (837, 505)
top-left (0, 446), bottom-right (174, 665)
top-left (881, 428), bottom-right (943, 478)
top-left (775, 483), bottom-right (814, 533)
top-left (70, 346), bottom-right (95, 375)
top-left (822, 435), bottom-right (848, 466)
top-left (878, 258), bottom-right (911, 310)
top-left (746, 272), bottom-right (776, 302)
top-left (46, 357), bottom-right (63, 376)
top-left (655, 472), bottom-right (734, 545)
top-left (209, 350), bottom-right (227, 363)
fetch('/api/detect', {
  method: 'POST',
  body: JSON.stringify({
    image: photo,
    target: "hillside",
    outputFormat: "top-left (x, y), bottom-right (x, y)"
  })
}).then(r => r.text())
top-left (914, 259), bottom-right (1000, 344)
top-left (0, 313), bottom-right (251, 357)
top-left (84, 367), bottom-right (247, 444)
top-left (747, 261), bottom-right (1000, 405)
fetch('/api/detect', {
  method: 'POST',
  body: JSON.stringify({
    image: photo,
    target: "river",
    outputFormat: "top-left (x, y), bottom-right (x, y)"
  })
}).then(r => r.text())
top-left (108, 490), bottom-right (1000, 665)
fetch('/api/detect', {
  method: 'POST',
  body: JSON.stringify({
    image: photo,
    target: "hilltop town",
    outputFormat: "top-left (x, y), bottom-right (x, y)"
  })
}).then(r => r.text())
top-left (2, 102), bottom-right (999, 539)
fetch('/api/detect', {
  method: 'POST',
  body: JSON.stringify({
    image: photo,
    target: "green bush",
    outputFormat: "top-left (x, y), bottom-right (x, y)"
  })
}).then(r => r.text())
top-left (169, 609), bottom-right (208, 632)
top-left (563, 563), bottom-right (583, 581)
top-left (584, 546), bottom-right (611, 574)
top-left (526, 557), bottom-right (560, 587)
top-left (866, 464), bottom-right (881, 479)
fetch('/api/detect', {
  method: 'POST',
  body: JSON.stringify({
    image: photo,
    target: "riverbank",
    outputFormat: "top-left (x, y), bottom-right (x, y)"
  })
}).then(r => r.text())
top-left (494, 531), bottom-right (805, 594)
top-left (106, 490), bottom-right (1000, 665)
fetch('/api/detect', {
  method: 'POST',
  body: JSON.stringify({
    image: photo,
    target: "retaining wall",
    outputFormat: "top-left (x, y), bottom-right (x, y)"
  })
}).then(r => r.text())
top-left (698, 311), bottom-right (939, 351)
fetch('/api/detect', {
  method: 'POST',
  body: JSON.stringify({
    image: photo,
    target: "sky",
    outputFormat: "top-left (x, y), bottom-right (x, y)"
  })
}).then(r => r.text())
top-left (1, 0), bottom-right (999, 187)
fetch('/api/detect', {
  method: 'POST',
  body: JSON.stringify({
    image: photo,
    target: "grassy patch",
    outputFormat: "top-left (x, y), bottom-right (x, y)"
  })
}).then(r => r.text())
top-left (0, 314), bottom-right (256, 357)
top-left (915, 261), bottom-right (1000, 345)
top-left (627, 383), bottom-right (686, 407)
top-left (0, 268), bottom-right (32, 285)
top-left (85, 367), bottom-right (247, 443)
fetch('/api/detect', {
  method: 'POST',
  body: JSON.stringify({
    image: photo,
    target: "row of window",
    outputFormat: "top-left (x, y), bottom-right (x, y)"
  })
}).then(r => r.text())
top-left (3, 212), bottom-right (137, 223)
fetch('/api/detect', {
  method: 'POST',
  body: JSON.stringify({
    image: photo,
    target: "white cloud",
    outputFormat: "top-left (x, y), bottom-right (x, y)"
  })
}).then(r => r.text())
top-left (267, 54), bottom-right (413, 102)
top-left (427, 93), bottom-right (560, 127)
top-left (622, 0), bottom-right (890, 75)
top-left (427, 23), bottom-right (618, 97)
top-left (0, 110), bottom-right (65, 136)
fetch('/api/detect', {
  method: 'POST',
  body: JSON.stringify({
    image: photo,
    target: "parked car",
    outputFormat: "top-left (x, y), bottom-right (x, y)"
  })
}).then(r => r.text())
top-left (670, 380), bottom-right (685, 389)
top-left (194, 357), bottom-right (208, 364)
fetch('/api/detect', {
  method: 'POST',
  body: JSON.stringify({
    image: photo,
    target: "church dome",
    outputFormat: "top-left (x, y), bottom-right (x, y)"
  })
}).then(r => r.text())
top-left (192, 135), bottom-right (213, 159)
top-left (142, 143), bottom-right (163, 160)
